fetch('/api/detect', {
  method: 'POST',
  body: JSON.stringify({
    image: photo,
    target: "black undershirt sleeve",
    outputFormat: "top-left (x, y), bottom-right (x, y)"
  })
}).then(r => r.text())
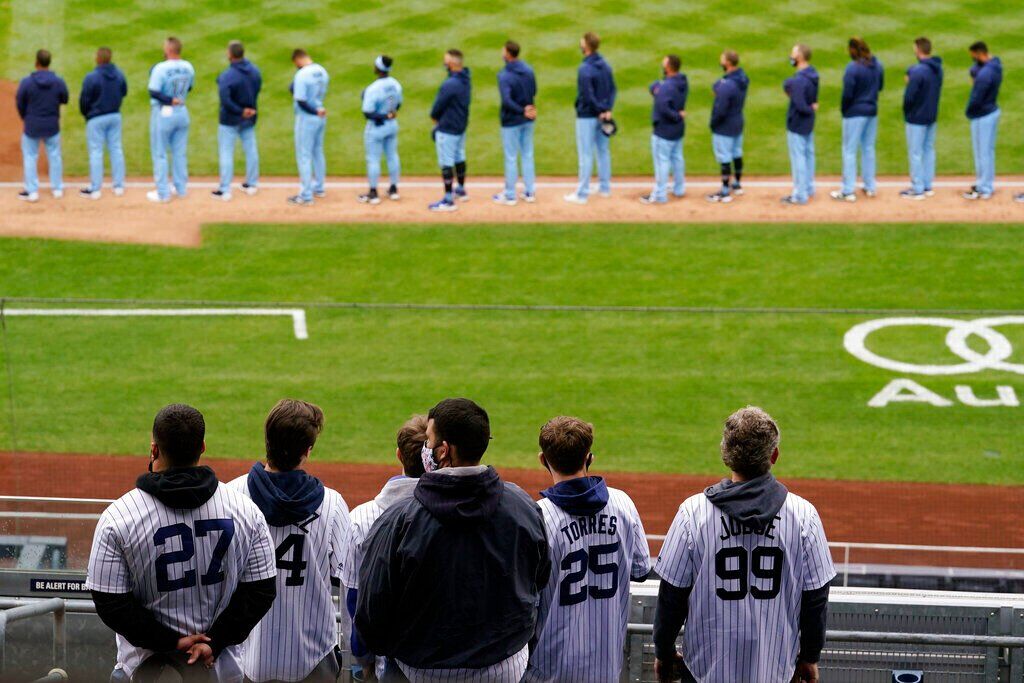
top-left (92, 590), bottom-right (181, 653)
top-left (653, 581), bottom-right (692, 661)
top-left (205, 577), bottom-right (277, 657)
top-left (798, 584), bottom-right (831, 663)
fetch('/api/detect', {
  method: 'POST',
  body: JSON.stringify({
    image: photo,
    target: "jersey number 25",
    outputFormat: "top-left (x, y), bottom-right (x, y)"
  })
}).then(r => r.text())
top-left (559, 542), bottom-right (620, 606)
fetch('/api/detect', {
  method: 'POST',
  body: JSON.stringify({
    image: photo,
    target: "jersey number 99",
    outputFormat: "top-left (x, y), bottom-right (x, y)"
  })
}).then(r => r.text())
top-left (714, 546), bottom-right (784, 601)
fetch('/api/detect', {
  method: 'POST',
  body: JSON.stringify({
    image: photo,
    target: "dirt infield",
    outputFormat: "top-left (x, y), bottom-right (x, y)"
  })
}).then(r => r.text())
top-left (1, 174), bottom-right (1024, 245)
top-left (3, 451), bottom-right (1022, 570)
top-left (0, 81), bottom-right (26, 180)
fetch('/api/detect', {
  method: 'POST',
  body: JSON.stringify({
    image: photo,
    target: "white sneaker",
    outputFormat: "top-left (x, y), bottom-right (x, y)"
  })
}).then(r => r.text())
top-left (169, 187), bottom-right (179, 197)
top-left (147, 190), bottom-right (170, 203)
top-left (241, 183), bottom-right (258, 196)
top-left (79, 188), bottom-right (101, 200)
top-left (598, 190), bottom-right (612, 198)
top-left (113, 187), bottom-right (125, 197)
top-left (492, 193), bottom-right (517, 206)
top-left (211, 190), bottom-right (232, 201)
top-left (563, 192), bottom-right (588, 205)
top-left (52, 189), bottom-right (64, 199)
top-left (520, 192), bottom-right (536, 203)
top-left (17, 191), bottom-right (39, 203)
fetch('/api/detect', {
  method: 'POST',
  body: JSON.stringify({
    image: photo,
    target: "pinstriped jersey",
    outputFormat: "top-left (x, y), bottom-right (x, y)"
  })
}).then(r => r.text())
top-left (656, 491), bottom-right (835, 683)
top-left (524, 487), bottom-right (651, 683)
top-left (85, 483), bottom-right (277, 679)
top-left (399, 646), bottom-right (528, 683)
top-left (229, 474), bottom-right (352, 683)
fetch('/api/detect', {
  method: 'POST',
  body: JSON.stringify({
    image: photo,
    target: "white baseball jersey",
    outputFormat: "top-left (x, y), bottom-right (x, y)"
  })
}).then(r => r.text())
top-left (229, 474), bottom-right (352, 683)
top-left (656, 491), bottom-right (835, 683)
top-left (524, 487), bottom-right (651, 683)
top-left (85, 483), bottom-right (277, 679)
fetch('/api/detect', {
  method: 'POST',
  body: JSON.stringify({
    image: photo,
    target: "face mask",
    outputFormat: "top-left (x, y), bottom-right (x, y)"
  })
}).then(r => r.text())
top-left (662, 68), bottom-right (667, 77)
top-left (421, 443), bottom-right (441, 473)
top-left (721, 64), bottom-right (728, 72)
top-left (789, 57), bottom-right (797, 67)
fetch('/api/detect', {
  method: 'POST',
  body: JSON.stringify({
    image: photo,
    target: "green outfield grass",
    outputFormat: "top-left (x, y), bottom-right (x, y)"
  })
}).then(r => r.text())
top-left (0, 222), bottom-right (1021, 485)
top-left (1, 0), bottom-right (1022, 178)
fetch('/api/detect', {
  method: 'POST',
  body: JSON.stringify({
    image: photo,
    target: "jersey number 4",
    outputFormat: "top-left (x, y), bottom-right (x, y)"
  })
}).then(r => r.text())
top-left (714, 546), bottom-right (784, 601)
top-left (559, 541), bottom-right (620, 606)
top-left (153, 520), bottom-right (235, 592)
top-left (275, 534), bottom-right (308, 587)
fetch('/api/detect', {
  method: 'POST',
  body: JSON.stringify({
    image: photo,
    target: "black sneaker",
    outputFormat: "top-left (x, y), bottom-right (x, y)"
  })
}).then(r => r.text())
top-left (730, 183), bottom-right (744, 196)
top-left (358, 191), bottom-right (381, 205)
top-left (705, 191), bottom-right (733, 204)
top-left (388, 185), bottom-right (400, 201)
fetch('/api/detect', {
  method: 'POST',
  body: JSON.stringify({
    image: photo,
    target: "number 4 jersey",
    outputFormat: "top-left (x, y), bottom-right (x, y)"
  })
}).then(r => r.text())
top-left (230, 464), bottom-right (351, 683)
top-left (525, 476), bottom-right (651, 683)
top-left (656, 476), bottom-right (836, 683)
top-left (86, 468), bottom-right (277, 679)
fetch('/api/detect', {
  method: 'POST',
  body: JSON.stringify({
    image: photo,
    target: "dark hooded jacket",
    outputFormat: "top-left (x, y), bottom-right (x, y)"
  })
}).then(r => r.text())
top-left (79, 63), bottom-right (127, 120)
top-left (431, 68), bottom-right (471, 135)
top-left (710, 68), bottom-right (749, 136)
top-left (218, 59), bottom-right (262, 128)
top-left (245, 462), bottom-right (324, 526)
top-left (841, 56), bottom-right (884, 118)
top-left (575, 53), bottom-right (616, 117)
top-left (651, 73), bottom-right (688, 141)
top-left (704, 472), bottom-right (789, 529)
top-left (16, 70), bottom-right (69, 138)
top-left (784, 66), bottom-right (819, 135)
top-left (904, 56), bottom-right (943, 125)
top-left (355, 466), bottom-right (551, 670)
top-left (541, 475), bottom-right (610, 516)
top-left (966, 57), bottom-right (1002, 119)
top-left (498, 59), bottom-right (537, 127)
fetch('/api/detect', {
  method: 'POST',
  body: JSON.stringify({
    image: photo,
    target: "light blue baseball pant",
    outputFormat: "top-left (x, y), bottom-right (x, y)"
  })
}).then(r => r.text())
top-left (500, 122), bottom-right (536, 199)
top-left (787, 130), bottom-right (815, 203)
top-left (150, 105), bottom-right (190, 199)
top-left (86, 113), bottom-right (125, 192)
top-left (970, 109), bottom-right (1000, 196)
top-left (294, 113), bottom-right (326, 201)
top-left (21, 133), bottom-right (62, 194)
top-left (905, 122), bottom-right (937, 194)
top-left (841, 115), bottom-right (878, 195)
top-left (217, 124), bottom-right (259, 193)
top-left (575, 117), bottom-right (611, 198)
top-left (365, 119), bottom-right (400, 190)
top-left (650, 133), bottom-right (684, 202)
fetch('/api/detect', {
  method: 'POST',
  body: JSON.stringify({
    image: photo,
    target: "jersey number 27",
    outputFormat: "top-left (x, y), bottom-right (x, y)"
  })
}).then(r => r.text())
top-left (154, 520), bottom-right (235, 592)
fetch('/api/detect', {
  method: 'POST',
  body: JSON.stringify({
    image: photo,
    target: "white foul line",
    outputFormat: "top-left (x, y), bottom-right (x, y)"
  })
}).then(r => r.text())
top-left (2, 307), bottom-right (309, 340)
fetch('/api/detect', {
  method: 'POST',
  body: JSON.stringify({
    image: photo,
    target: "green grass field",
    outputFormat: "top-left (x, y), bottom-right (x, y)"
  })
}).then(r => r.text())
top-left (1, 222), bottom-right (1021, 485)
top-left (1, 0), bottom-right (1022, 177)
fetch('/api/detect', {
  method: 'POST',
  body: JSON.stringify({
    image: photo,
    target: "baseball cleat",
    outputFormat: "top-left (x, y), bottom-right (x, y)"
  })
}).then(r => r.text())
top-left (862, 188), bottom-right (877, 198)
top-left (17, 191), bottom-right (39, 203)
top-left (429, 198), bottom-right (458, 212)
top-left (79, 188), bottom-right (102, 200)
top-left (146, 190), bottom-right (170, 203)
top-left (638, 194), bottom-right (665, 205)
top-left (1015, 193), bottom-right (1024, 203)
top-left (492, 193), bottom-right (517, 206)
top-left (388, 185), bottom-right (400, 201)
top-left (358, 192), bottom-right (381, 205)
top-left (961, 190), bottom-right (991, 200)
top-left (924, 188), bottom-right (935, 197)
top-left (113, 187), bottom-right (125, 197)
top-left (169, 187), bottom-right (179, 197)
top-left (598, 190), bottom-right (612, 198)
top-left (287, 194), bottom-right (313, 206)
top-left (454, 186), bottom-right (469, 202)
top-left (52, 189), bottom-right (64, 199)
top-left (730, 183), bottom-right (744, 196)
top-left (314, 190), bottom-right (326, 199)
top-left (899, 189), bottom-right (926, 201)
top-left (705, 191), bottom-right (733, 204)
top-left (241, 183), bottom-right (258, 196)
top-left (780, 195), bottom-right (807, 206)
top-left (563, 192), bottom-right (588, 205)
top-left (210, 190), bottom-right (232, 201)
top-left (829, 190), bottom-right (856, 202)
top-left (520, 192), bottom-right (536, 203)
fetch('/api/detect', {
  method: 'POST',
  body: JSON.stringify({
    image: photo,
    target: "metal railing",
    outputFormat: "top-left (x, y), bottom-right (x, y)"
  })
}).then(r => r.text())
top-left (0, 597), bottom-right (66, 675)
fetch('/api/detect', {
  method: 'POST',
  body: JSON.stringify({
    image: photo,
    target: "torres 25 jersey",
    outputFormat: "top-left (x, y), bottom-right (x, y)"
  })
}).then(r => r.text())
top-left (230, 464), bottom-right (351, 683)
top-left (85, 468), bottom-right (277, 680)
top-left (525, 476), bottom-right (651, 683)
top-left (656, 477), bottom-right (836, 683)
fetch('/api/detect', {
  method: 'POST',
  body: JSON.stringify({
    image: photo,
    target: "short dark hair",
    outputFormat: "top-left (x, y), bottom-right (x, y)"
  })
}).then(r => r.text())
top-left (721, 406), bottom-right (780, 479)
top-left (36, 50), bottom-right (51, 68)
top-left (914, 37), bottom-right (932, 55)
top-left (446, 48), bottom-right (463, 63)
top-left (96, 47), bottom-right (112, 64)
top-left (397, 415), bottom-right (428, 477)
top-left (292, 48), bottom-right (309, 60)
top-left (723, 49), bottom-right (739, 66)
top-left (505, 40), bottom-right (520, 58)
top-left (969, 41), bottom-right (988, 55)
top-left (153, 404), bottom-right (205, 467)
top-left (428, 398), bottom-right (490, 463)
top-left (848, 36), bottom-right (872, 63)
top-left (228, 40), bottom-right (244, 59)
top-left (264, 399), bottom-right (324, 471)
top-left (666, 54), bottom-right (681, 73)
top-left (583, 32), bottom-right (600, 51)
top-left (539, 417), bottom-right (594, 475)
top-left (165, 37), bottom-right (182, 55)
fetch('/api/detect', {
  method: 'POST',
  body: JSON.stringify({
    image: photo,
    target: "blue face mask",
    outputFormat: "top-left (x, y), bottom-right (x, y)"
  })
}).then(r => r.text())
top-left (421, 443), bottom-right (441, 473)
top-left (789, 57), bottom-right (797, 67)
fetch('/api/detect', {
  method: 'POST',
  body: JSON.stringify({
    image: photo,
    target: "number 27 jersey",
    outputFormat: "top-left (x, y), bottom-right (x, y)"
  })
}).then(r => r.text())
top-left (656, 491), bottom-right (835, 683)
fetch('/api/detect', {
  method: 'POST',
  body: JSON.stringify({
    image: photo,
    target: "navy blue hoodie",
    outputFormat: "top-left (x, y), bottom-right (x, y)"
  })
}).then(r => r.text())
top-left (784, 66), bottom-right (819, 135)
top-left (79, 63), bottom-right (127, 120)
top-left (245, 462), bottom-right (325, 526)
top-left (651, 73), bottom-right (688, 140)
top-left (904, 56), bottom-right (943, 125)
top-left (16, 70), bottom-right (69, 139)
top-left (575, 53), bottom-right (616, 118)
top-left (710, 67), bottom-right (749, 136)
top-left (541, 475), bottom-right (610, 516)
top-left (430, 68), bottom-right (471, 135)
top-left (498, 60), bottom-right (536, 127)
top-left (966, 57), bottom-right (1002, 119)
top-left (841, 56), bottom-right (884, 118)
top-left (218, 59), bottom-right (262, 128)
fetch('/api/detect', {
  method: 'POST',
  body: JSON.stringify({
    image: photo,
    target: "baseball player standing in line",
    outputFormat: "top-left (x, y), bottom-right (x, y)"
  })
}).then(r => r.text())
top-left (565, 32), bottom-right (616, 205)
top-left (213, 40), bottom-right (262, 201)
top-left (781, 44), bottom-right (819, 206)
top-left (288, 49), bottom-right (329, 206)
top-left (229, 399), bottom-right (351, 683)
top-left (831, 37), bottom-right (884, 202)
top-left (428, 49), bottom-right (472, 212)
top-left (342, 415), bottom-right (427, 682)
top-left (640, 54), bottom-right (687, 205)
top-left (86, 404), bottom-right (277, 682)
top-left (359, 55), bottom-right (403, 205)
top-left (493, 40), bottom-right (537, 206)
top-left (653, 407), bottom-right (835, 683)
top-left (900, 38), bottom-right (943, 200)
top-left (356, 398), bottom-right (551, 683)
top-left (78, 47), bottom-right (127, 200)
top-left (523, 417), bottom-right (651, 683)
top-left (706, 50), bottom-right (749, 203)
top-left (146, 37), bottom-right (195, 204)
top-left (963, 41), bottom-right (1002, 200)
top-left (15, 49), bottom-right (68, 202)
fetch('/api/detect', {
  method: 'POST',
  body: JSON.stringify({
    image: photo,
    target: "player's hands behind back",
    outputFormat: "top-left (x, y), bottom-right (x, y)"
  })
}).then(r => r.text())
top-left (793, 660), bottom-right (819, 682)
top-left (177, 634), bottom-right (215, 669)
top-left (655, 651), bottom-right (686, 682)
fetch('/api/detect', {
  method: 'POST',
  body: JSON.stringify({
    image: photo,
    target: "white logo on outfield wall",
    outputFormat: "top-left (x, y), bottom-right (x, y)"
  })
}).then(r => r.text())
top-left (843, 317), bottom-right (1022, 408)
